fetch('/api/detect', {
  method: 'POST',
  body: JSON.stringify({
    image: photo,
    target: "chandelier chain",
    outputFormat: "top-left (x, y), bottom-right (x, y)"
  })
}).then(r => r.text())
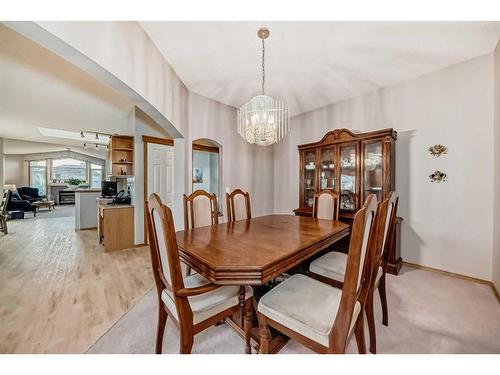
top-left (261, 38), bottom-right (265, 95)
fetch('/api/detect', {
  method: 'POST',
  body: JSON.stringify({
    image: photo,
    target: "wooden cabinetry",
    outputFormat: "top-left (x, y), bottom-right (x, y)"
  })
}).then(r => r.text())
top-left (294, 128), bottom-right (402, 274)
top-left (97, 199), bottom-right (135, 252)
top-left (108, 135), bottom-right (134, 178)
top-left (294, 128), bottom-right (396, 218)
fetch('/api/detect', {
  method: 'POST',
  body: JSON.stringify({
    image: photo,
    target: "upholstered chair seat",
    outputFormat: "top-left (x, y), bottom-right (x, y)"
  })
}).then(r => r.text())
top-left (310, 253), bottom-right (383, 284)
top-left (309, 252), bottom-right (348, 282)
top-left (258, 274), bottom-right (360, 347)
top-left (162, 273), bottom-right (253, 325)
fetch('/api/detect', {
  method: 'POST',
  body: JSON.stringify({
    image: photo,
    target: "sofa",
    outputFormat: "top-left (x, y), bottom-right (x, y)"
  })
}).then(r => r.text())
top-left (6, 190), bottom-right (37, 215)
top-left (17, 187), bottom-right (46, 203)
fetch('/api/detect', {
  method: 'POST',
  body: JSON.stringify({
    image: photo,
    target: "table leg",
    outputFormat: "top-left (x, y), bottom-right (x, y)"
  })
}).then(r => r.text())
top-left (239, 286), bottom-right (245, 326)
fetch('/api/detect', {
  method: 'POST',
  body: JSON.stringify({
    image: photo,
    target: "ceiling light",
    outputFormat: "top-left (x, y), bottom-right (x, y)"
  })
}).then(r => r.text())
top-left (81, 131), bottom-right (85, 138)
top-left (237, 28), bottom-right (290, 146)
top-left (95, 132), bottom-right (99, 140)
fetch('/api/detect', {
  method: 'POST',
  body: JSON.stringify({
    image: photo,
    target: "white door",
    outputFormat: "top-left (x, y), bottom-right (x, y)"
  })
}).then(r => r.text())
top-left (147, 143), bottom-right (174, 209)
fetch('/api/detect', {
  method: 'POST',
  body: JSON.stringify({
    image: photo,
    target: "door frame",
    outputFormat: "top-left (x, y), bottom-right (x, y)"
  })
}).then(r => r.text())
top-left (142, 135), bottom-right (174, 245)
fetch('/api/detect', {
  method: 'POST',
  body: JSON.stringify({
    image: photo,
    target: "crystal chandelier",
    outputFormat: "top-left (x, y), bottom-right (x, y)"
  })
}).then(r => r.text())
top-left (237, 28), bottom-right (290, 146)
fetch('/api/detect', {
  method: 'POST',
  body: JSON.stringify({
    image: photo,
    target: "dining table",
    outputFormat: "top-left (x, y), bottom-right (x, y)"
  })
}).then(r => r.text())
top-left (175, 214), bottom-right (350, 353)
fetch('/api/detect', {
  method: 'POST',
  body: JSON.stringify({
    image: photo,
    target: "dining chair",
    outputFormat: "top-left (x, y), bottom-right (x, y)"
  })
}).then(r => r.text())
top-left (146, 193), bottom-right (253, 354)
top-left (365, 192), bottom-right (399, 353)
top-left (183, 189), bottom-right (218, 275)
top-left (183, 189), bottom-right (218, 230)
top-left (226, 189), bottom-right (251, 222)
top-left (312, 190), bottom-right (340, 221)
top-left (309, 192), bottom-right (398, 354)
top-left (257, 194), bottom-right (378, 354)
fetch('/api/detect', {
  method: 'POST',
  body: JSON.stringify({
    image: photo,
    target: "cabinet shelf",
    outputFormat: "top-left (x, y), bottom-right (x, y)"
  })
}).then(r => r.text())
top-left (109, 136), bottom-right (135, 177)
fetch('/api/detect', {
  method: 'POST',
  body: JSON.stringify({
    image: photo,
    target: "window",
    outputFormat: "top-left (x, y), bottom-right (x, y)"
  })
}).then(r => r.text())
top-left (29, 160), bottom-right (47, 195)
top-left (90, 163), bottom-right (103, 189)
top-left (51, 158), bottom-right (87, 182)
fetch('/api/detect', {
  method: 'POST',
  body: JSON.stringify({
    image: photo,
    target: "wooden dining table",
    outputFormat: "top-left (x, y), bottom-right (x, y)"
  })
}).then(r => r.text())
top-left (175, 214), bottom-right (350, 353)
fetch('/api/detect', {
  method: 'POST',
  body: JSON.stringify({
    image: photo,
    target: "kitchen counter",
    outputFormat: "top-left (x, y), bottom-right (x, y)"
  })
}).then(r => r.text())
top-left (75, 190), bottom-right (102, 230)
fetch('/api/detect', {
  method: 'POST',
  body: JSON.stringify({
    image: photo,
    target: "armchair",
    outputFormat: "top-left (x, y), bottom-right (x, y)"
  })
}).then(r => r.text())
top-left (6, 191), bottom-right (37, 216)
top-left (17, 187), bottom-right (46, 203)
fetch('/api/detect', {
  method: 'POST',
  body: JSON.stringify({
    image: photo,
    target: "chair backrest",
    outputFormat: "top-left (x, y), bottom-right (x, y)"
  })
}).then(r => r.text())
top-left (381, 192), bottom-right (399, 266)
top-left (183, 189), bottom-right (218, 230)
top-left (312, 190), bottom-right (339, 221)
top-left (329, 194), bottom-right (378, 350)
top-left (226, 189), bottom-right (251, 222)
top-left (1, 190), bottom-right (11, 215)
top-left (146, 193), bottom-right (189, 319)
top-left (18, 187), bottom-right (39, 199)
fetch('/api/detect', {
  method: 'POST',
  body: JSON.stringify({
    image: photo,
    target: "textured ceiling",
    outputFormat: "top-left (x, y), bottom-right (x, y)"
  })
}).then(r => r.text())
top-left (141, 21), bottom-right (500, 116)
top-left (0, 24), bottom-right (133, 151)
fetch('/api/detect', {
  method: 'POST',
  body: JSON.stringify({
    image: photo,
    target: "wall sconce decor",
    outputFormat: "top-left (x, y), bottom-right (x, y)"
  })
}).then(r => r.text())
top-left (429, 170), bottom-right (447, 182)
top-left (428, 144), bottom-right (448, 157)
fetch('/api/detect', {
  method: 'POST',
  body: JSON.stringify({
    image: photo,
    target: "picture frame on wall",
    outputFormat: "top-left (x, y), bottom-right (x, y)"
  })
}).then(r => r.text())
top-left (192, 168), bottom-right (203, 183)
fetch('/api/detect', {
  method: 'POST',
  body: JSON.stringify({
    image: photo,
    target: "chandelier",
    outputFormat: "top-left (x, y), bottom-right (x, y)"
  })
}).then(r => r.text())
top-left (237, 28), bottom-right (290, 146)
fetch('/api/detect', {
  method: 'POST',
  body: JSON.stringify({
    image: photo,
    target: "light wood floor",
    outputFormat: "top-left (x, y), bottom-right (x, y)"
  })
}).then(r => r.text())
top-left (0, 206), bottom-right (154, 353)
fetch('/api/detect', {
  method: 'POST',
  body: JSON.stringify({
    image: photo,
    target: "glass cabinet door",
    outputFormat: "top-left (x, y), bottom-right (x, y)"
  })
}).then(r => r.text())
top-left (320, 147), bottom-right (336, 191)
top-left (303, 150), bottom-right (317, 208)
top-left (339, 144), bottom-right (357, 212)
top-left (363, 141), bottom-right (383, 202)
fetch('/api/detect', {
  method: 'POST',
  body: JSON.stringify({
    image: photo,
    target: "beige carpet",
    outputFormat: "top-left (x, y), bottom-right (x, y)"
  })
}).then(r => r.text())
top-left (87, 265), bottom-right (500, 354)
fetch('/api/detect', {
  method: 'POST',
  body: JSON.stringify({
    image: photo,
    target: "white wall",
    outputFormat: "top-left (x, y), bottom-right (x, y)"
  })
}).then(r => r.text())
top-left (274, 54), bottom-right (495, 281)
top-left (4, 154), bottom-right (25, 187)
top-left (188, 92), bottom-right (275, 220)
top-left (493, 41), bottom-right (500, 290)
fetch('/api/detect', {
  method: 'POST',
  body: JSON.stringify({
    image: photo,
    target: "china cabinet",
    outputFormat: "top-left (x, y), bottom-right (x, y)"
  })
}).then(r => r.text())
top-left (294, 128), bottom-right (402, 274)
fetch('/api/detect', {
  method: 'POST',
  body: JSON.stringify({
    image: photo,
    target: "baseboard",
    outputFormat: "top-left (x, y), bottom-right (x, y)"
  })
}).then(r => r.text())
top-left (134, 243), bottom-right (147, 248)
top-left (492, 283), bottom-right (500, 304)
top-left (403, 261), bottom-right (500, 303)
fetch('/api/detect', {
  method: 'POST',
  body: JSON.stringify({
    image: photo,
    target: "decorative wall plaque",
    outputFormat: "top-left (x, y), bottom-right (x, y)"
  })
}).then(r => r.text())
top-left (428, 144), bottom-right (448, 157)
top-left (429, 171), bottom-right (447, 182)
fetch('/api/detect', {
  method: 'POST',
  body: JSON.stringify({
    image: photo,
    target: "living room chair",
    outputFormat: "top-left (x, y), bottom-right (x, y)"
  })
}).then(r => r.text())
top-left (17, 187), bottom-right (46, 203)
top-left (257, 194), bottom-right (378, 354)
top-left (226, 189), bottom-right (251, 222)
top-left (146, 193), bottom-right (253, 354)
top-left (0, 190), bottom-right (10, 234)
top-left (6, 190), bottom-right (37, 216)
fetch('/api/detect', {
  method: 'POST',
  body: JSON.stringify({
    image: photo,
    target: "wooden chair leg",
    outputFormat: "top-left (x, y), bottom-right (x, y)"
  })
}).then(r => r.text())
top-left (156, 303), bottom-right (168, 354)
top-left (180, 333), bottom-right (194, 354)
top-left (244, 298), bottom-right (253, 354)
top-left (239, 286), bottom-right (246, 326)
top-left (366, 291), bottom-right (377, 354)
top-left (258, 314), bottom-right (271, 354)
top-left (354, 314), bottom-right (366, 354)
top-left (378, 274), bottom-right (389, 326)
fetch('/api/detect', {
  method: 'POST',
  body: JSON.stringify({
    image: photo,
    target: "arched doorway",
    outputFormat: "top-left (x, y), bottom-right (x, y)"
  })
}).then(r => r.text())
top-left (192, 138), bottom-right (222, 210)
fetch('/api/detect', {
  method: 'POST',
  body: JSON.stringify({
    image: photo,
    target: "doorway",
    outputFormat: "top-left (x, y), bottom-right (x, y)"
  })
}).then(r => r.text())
top-left (192, 139), bottom-right (222, 211)
top-left (143, 136), bottom-right (174, 243)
